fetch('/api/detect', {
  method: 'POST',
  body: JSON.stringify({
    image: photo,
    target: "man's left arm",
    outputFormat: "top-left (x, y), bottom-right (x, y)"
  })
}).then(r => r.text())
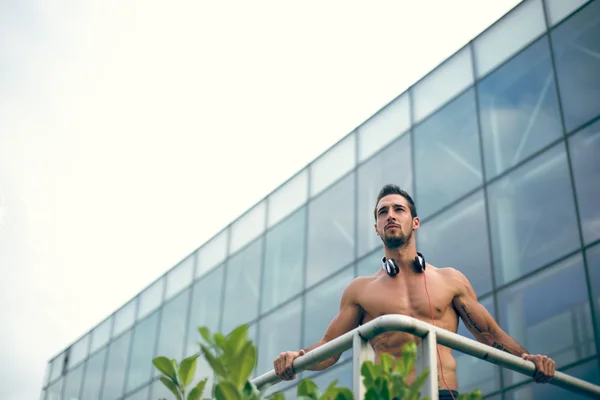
top-left (448, 268), bottom-right (556, 383)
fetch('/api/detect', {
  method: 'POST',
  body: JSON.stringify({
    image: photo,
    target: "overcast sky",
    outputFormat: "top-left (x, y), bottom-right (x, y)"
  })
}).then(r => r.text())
top-left (0, 1), bottom-right (521, 399)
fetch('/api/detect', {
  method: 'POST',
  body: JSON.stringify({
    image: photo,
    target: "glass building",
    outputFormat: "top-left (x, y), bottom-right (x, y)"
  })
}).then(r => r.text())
top-left (41, 1), bottom-right (600, 399)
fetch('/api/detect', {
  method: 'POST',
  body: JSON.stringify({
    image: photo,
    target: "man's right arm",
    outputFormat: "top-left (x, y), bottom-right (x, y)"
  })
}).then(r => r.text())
top-left (273, 278), bottom-right (363, 381)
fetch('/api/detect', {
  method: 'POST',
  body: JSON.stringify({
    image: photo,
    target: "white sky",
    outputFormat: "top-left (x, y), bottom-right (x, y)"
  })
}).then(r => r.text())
top-left (0, 1), bottom-right (521, 398)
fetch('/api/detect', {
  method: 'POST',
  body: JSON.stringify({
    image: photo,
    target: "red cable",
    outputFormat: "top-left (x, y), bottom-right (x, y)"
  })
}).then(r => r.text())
top-left (423, 271), bottom-right (456, 400)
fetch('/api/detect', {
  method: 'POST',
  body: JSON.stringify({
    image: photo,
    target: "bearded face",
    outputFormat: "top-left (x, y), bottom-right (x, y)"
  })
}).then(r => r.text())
top-left (374, 194), bottom-right (418, 250)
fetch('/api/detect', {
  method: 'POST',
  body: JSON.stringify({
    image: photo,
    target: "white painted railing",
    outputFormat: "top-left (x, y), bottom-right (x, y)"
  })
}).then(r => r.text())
top-left (251, 315), bottom-right (600, 400)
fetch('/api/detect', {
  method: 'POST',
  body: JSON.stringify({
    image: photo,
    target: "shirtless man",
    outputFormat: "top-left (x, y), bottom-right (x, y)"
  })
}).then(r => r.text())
top-left (274, 184), bottom-right (556, 399)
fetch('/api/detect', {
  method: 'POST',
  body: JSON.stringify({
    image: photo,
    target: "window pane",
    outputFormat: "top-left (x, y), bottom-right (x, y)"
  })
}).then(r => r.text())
top-left (187, 266), bottom-right (224, 356)
top-left (125, 385), bottom-right (149, 400)
top-left (357, 134), bottom-right (412, 258)
top-left (268, 170), bottom-right (308, 227)
top-left (487, 142), bottom-right (580, 285)
top-left (358, 93), bottom-right (410, 162)
top-left (262, 208), bottom-right (306, 314)
top-left (49, 353), bottom-right (65, 382)
top-left (63, 362), bottom-right (84, 400)
top-left (306, 173), bottom-right (355, 288)
top-left (303, 269), bottom-right (355, 363)
top-left (101, 330), bottom-right (132, 400)
top-left (455, 296), bottom-right (500, 395)
top-left (545, 0), bottom-right (591, 26)
top-left (474, 0), bottom-right (546, 78)
top-left (196, 229), bottom-right (228, 278)
top-left (90, 317), bottom-right (112, 353)
top-left (478, 36), bottom-right (563, 179)
top-left (551, 0), bottom-right (600, 132)
top-left (256, 299), bottom-right (302, 375)
top-left (586, 243), bottom-right (600, 336)
top-left (497, 254), bottom-right (595, 387)
top-left (222, 237), bottom-right (263, 334)
top-left (417, 191), bottom-right (493, 296)
top-left (155, 289), bottom-right (190, 370)
top-left (80, 347), bottom-right (106, 400)
top-left (310, 134), bottom-right (356, 197)
top-left (413, 46), bottom-right (474, 123)
top-left (230, 201), bottom-right (266, 254)
top-left (114, 300), bottom-right (137, 337)
top-left (44, 379), bottom-right (63, 400)
top-left (67, 334), bottom-right (89, 369)
top-left (165, 254), bottom-right (194, 300)
top-left (138, 279), bottom-right (164, 320)
top-left (357, 250), bottom-right (382, 277)
top-left (569, 120), bottom-right (600, 244)
top-left (414, 88), bottom-right (482, 218)
top-left (126, 311), bottom-right (160, 392)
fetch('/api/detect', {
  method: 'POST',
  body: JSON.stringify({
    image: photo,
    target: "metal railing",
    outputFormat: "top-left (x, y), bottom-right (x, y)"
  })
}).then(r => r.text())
top-left (251, 315), bottom-right (600, 400)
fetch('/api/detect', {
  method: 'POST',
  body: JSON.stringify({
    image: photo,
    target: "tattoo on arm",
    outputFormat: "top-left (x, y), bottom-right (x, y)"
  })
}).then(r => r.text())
top-left (460, 303), bottom-right (483, 333)
top-left (491, 342), bottom-right (512, 354)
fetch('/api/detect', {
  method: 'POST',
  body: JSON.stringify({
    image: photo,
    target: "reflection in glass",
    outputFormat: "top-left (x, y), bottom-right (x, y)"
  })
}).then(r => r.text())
top-left (113, 299), bottom-right (136, 338)
top-left (455, 296), bottom-right (500, 395)
top-left (414, 88), bottom-right (482, 219)
top-left (568, 119), bottom-right (600, 244)
top-left (155, 289), bottom-right (190, 378)
top-left (497, 254), bottom-right (595, 386)
top-left (90, 316), bottom-right (112, 353)
top-left (257, 299), bottom-right (302, 375)
top-left (262, 208), bottom-right (306, 313)
top-left (187, 266), bottom-right (224, 356)
top-left (124, 385), bottom-right (150, 400)
top-left (551, 0), bottom-right (600, 132)
top-left (478, 36), bottom-right (563, 179)
top-left (80, 348), bottom-right (106, 400)
top-left (138, 279), bottom-right (163, 321)
top-left (67, 335), bottom-right (89, 369)
top-left (418, 191), bottom-right (493, 296)
top-left (487, 142), bottom-right (580, 285)
top-left (585, 243), bottom-right (600, 335)
top-left (196, 229), bottom-right (228, 278)
top-left (357, 134), bottom-right (412, 258)
top-left (126, 311), bottom-right (160, 392)
top-left (222, 238), bottom-right (263, 334)
top-left (310, 134), bottom-right (356, 197)
top-left (268, 170), bottom-right (308, 227)
top-left (62, 362), bottom-right (84, 400)
top-left (165, 255), bottom-right (194, 300)
top-left (545, 0), bottom-right (591, 26)
top-left (230, 202), bottom-right (266, 254)
top-left (101, 330), bottom-right (132, 400)
top-left (306, 173), bottom-right (355, 288)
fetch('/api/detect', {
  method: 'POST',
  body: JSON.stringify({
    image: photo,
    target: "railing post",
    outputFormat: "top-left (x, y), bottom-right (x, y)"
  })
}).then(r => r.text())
top-left (417, 331), bottom-right (439, 400)
top-left (353, 332), bottom-right (375, 400)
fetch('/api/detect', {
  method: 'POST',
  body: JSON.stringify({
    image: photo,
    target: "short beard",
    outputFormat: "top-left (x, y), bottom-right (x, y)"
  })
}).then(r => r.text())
top-left (383, 230), bottom-right (412, 250)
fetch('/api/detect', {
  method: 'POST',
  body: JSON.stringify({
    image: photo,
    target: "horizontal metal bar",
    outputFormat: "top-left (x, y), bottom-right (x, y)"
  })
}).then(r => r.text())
top-left (250, 314), bottom-right (600, 399)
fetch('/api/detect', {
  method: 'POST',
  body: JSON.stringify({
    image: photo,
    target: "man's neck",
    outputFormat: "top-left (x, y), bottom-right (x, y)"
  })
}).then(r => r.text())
top-left (384, 243), bottom-right (418, 273)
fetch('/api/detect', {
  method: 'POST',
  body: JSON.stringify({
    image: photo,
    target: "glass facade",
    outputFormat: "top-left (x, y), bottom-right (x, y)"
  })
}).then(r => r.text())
top-left (41, 1), bottom-right (600, 399)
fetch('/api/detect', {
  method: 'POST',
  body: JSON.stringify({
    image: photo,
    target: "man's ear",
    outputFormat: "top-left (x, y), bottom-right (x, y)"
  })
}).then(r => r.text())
top-left (412, 216), bottom-right (420, 231)
top-left (374, 222), bottom-right (381, 237)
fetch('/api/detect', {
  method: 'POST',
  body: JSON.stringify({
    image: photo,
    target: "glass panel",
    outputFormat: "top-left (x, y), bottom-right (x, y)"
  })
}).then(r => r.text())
top-left (586, 243), bottom-right (600, 335)
top-left (230, 201), bottom-right (266, 254)
top-left (357, 134), bottom-right (412, 258)
top-left (49, 353), bottom-right (65, 382)
top-left (165, 254), bottom-right (194, 300)
top-left (545, 0), bottom-right (590, 26)
top-left (303, 269), bottom-right (355, 363)
top-left (125, 385), bottom-right (149, 400)
top-left (113, 299), bottom-right (136, 337)
top-left (90, 317), bottom-right (112, 353)
top-left (126, 311), bottom-right (160, 392)
top-left (414, 88), bottom-right (482, 219)
top-left (413, 46), bottom-right (474, 123)
top-left (357, 250), bottom-right (383, 277)
top-left (151, 378), bottom-right (173, 400)
top-left (101, 330), bottom-right (132, 400)
top-left (63, 362), bottom-right (84, 400)
top-left (67, 334), bottom-right (89, 369)
top-left (256, 299), bottom-right (302, 375)
top-left (262, 207), bottom-right (306, 314)
top-left (138, 279), bottom-right (164, 320)
top-left (569, 120), bottom-right (600, 244)
top-left (222, 237), bottom-right (263, 334)
top-left (310, 134), bottom-right (356, 197)
top-left (358, 93), bottom-right (410, 162)
top-left (80, 347), bottom-right (106, 400)
top-left (455, 296), bottom-right (500, 395)
top-left (44, 378), bottom-right (63, 400)
top-left (196, 229), bottom-right (228, 278)
top-left (417, 191), bottom-right (493, 296)
top-left (505, 358), bottom-right (600, 399)
top-left (155, 289), bottom-right (191, 370)
top-left (43, 362), bottom-right (52, 387)
top-left (497, 253), bottom-right (595, 387)
top-left (487, 142), bottom-right (580, 285)
top-left (268, 170), bottom-right (308, 227)
top-left (551, 0), bottom-right (600, 132)
top-left (478, 36), bottom-right (563, 179)
top-left (306, 173), bottom-right (355, 288)
top-left (186, 266), bottom-right (224, 356)
top-left (474, 0), bottom-right (546, 78)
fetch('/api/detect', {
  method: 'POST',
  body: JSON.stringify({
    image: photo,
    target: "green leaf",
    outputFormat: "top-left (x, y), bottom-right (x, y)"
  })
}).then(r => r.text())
top-left (407, 368), bottom-right (429, 400)
top-left (268, 392), bottom-right (285, 400)
top-left (298, 378), bottom-right (320, 400)
top-left (365, 387), bottom-right (379, 400)
top-left (397, 342), bottom-right (417, 377)
top-left (179, 354), bottom-right (199, 388)
top-left (227, 324), bottom-right (249, 355)
top-left (230, 341), bottom-right (257, 388)
top-left (187, 378), bottom-right (208, 400)
top-left (214, 333), bottom-right (228, 352)
top-left (380, 353), bottom-right (393, 374)
top-left (198, 327), bottom-right (215, 346)
top-left (215, 381), bottom-right (241, 400)
top-left (153, 356), bottom-right (179, 383)
top-left (159, 376), bottom-right (182, 400)
top-left (200, 344), bottom-right (228, 378)
top-left (334, 387), bottom-right (354, 400)
top-left (361, 361), bottom-right (376, 386)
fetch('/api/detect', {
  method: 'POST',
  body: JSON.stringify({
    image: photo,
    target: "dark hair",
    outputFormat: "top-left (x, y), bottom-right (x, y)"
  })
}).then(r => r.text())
top-left (373, 184), bottom-right (417, 220)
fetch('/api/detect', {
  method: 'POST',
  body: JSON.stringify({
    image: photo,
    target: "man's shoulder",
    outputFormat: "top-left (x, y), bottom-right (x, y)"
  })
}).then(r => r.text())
top-left (343, 275), bottom-right (378, 295)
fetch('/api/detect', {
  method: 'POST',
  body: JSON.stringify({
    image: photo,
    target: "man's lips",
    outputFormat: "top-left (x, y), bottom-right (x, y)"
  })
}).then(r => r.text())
top-left (386, 224), bottom-right (399, 229)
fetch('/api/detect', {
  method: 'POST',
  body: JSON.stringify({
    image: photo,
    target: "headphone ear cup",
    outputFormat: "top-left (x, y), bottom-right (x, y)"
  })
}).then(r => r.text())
top-left (382, 258), bottom-right (399, 277)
